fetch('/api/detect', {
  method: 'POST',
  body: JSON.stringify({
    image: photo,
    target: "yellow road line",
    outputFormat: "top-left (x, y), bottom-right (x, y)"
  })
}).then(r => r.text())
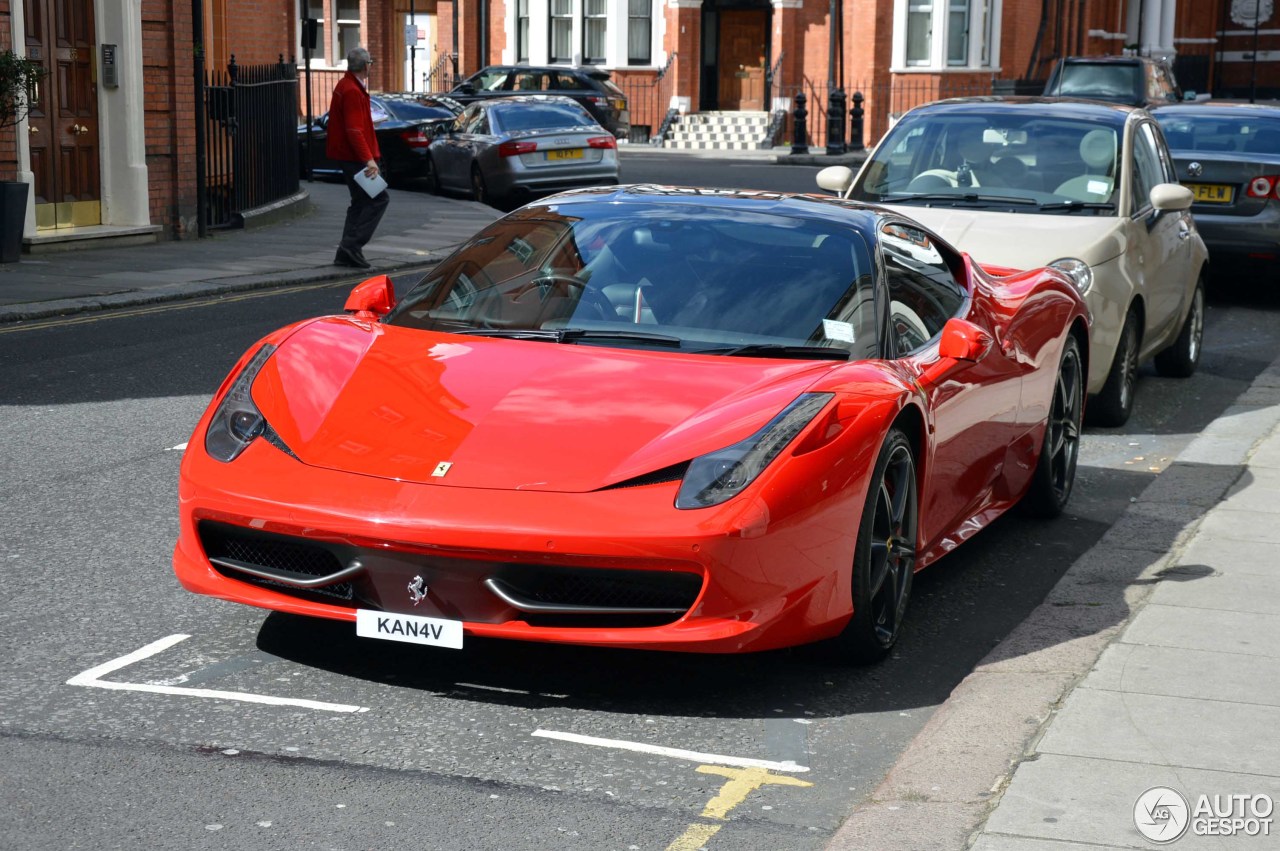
top-left (664, 764), bottom-right (815, 850)
top-left (664, 823), bottom-right (723, 851)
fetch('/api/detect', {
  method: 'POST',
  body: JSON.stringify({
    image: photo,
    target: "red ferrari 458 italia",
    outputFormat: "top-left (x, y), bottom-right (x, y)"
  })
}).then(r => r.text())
top-left (174, 186), bottom-right (1089, 663)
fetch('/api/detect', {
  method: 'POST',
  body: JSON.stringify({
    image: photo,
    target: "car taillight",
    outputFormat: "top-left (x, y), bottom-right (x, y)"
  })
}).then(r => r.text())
top-left (587, 136), bottom-right (616, 150)
top-left (400, 128), bottom-right (431, 148)
top-left (1246, 176), bottom-right (1280, 199)
top-left (497, 140), bottom-right (538, 157)
top-left (586, 95), bottom-right (609, 107)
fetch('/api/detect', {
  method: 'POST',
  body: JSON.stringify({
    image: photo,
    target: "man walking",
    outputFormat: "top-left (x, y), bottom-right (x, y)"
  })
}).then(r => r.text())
top-left (327, 46), bottom-right (387, 269)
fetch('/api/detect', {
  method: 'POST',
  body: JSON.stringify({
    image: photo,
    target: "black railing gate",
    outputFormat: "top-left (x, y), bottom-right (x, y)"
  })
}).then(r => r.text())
top-left (202, 56), bottom-right (301, 229)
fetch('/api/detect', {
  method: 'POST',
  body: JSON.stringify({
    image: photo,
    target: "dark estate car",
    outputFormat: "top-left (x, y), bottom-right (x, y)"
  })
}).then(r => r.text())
top-left (299, 93), bottom-right (463, 183)
top-left (1044, 55), bottom-right (1187, 107)
top-left (446, 65), bottom-right (630, 139)
top-left (1153, 102), bottom-right (1280, 273)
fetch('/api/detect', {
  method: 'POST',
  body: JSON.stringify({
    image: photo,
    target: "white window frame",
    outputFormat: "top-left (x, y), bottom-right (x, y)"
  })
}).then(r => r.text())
top-left (501, 0), bottom-right (662, 70)
top-left (891, 0), bottom-right (1002, 71)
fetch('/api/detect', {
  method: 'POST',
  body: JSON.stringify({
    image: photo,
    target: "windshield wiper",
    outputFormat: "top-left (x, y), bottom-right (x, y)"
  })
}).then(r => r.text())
top-left (1037, 200), bottom-right (1115, 212)
top-left (453, 327), bottom-right (684, 347)
top-left (882, 192), bottom-right (1038, 206)
top-left (700, 343), bottom-right (851, 361)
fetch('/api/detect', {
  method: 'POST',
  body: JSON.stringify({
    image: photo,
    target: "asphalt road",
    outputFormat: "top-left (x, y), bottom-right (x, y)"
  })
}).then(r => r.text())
top-left (2, 157), bottom-right (1278, 850)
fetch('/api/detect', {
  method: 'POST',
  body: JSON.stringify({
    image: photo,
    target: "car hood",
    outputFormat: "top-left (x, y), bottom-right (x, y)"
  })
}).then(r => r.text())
top-left (250, 317), bottom-right (836, 492)
top-left (881, 204), bottom-right (1126, 270)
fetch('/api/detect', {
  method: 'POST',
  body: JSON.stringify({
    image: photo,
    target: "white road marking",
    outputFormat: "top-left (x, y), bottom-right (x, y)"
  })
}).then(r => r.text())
top-left (67, 634), bottom-right (367, 713)
top-left (165, 442), bottom-right (188, 452)
top-left (531, 729), bottom-right (810, 773)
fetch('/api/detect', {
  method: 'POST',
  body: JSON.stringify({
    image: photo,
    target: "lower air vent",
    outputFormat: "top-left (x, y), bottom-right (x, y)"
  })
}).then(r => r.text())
top-left (198, 522), bottom-right (358, 601)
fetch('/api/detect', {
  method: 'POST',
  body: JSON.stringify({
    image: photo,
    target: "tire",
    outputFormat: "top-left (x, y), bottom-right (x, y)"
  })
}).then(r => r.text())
top-left (1021, 335), bottom-right (1084, 518)
top-left (424, 156), bottom-right (441, 195)
top-left (830, 428), bottom-right (918, 665)
top-left (1088, 308), bottom-right (1140, 427)
top-left (471, 165), bottom-right (491, 207)
top-left (1154, 278), bottom-right (1205, 378)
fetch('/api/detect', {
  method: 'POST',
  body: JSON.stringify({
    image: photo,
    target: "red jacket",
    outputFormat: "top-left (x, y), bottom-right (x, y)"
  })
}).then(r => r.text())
top-left (325, 72), bottom-right (381, 163)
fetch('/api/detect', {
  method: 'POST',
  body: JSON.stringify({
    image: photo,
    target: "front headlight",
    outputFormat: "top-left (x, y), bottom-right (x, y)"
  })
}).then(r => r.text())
top-left (205, 344), bottom-right (278, 463)
top-left (1049, 257), bottom-right (1093, 294)
top-left (675, 393), bottom-right (835, 509)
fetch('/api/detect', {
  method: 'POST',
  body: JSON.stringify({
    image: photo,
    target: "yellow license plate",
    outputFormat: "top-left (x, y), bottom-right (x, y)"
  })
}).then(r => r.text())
top-left (546, 148), bottom-right (583, 161)
top-left (1190, 183), bottom-right (1233, 203)
top-left (611, 99), bottom-right (627, 111)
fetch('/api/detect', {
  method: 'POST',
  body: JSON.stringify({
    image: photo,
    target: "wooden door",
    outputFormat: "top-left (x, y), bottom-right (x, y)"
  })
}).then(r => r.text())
top-left (717, 10), bottom-right (767, 111)
top-left (23, 0), bottom-right (100, 230)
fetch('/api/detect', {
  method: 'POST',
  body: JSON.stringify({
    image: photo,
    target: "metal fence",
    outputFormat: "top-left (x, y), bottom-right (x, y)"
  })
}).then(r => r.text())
top-left (203, 57), bottom-right (301, 229)
top-left (777, 76), bottom-right (998, 150)
top-left (614, 53), bottom-right (680, 145)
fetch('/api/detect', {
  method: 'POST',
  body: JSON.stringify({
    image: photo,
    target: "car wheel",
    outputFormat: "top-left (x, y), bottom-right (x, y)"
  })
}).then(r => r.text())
top-left (425, 155), bottom-right (441, 195)
top-left (1154, 278), bottom-right (1205, 378)
top-left (471, 165), bottom-right (491, 206)
top-left (1088, 308), bottom-right (1140, 427)
top-left (831, 428), bottom-right (917, 665)
top-left (1021, 335), bottom-right (1084, 518)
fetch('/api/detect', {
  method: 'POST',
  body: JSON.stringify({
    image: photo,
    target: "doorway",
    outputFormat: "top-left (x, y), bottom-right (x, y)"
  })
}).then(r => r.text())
top-left (717, 9), bottom-right (767, 110)
top-left (23, 0), bottom-right (101, 230)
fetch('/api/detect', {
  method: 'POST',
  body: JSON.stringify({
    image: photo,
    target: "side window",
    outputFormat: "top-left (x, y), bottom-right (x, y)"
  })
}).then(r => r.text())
top-left (1145, 123), bottom-right (1178, 184)
top-left (880, 222), bottom-right (966, 355)
top-left (461, 106), bottom-right (487, 134)
top-left (1130, 125), bottom-right (1164, 215)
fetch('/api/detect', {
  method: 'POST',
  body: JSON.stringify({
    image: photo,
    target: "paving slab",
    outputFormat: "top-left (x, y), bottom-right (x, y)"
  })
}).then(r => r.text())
top-left (1177, 533), bottom-right (1280, 577)
top-left (1147, 568), bottom-right (1280, 615)
top-left (1219, 465), bottom-right (1280, 510)
top-left (982, 754), bottom-right (1280, 849)
top-left (1192, 508), bottom-right (1280, 545)
top-left (1120, 605), bottom-right (1280, 658)
top-left (1035, 687), bottom-right (1280, 776)
top-left (1086, 642), bottom-right (1280, 707)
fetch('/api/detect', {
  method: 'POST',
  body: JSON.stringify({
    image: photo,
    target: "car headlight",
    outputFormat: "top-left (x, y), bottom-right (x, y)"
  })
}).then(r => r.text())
top-left (675, 393), bottom-right (835, 509)
top-left (205, 344), bottom-right (279, 463)
top-left (1049, 257), bottom-right (1093, 294)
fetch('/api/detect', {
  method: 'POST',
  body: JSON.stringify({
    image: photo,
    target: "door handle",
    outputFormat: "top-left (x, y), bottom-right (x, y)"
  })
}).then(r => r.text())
top-left (28, 125), bottom-right (38, 133)
top-left (1177, 221), bottom-right (1191, 241)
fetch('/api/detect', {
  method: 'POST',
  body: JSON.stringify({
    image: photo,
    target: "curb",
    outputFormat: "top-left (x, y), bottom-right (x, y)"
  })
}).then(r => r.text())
top-left (825, 356), bottom-right (1280, 851)
top-left (0, 254), bottom-right (443, 324)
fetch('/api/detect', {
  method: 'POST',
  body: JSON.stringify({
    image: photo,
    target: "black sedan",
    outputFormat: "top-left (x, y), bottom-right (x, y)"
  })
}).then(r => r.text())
top-left (1153, 103), bottom-right (1280, 274)
top-left (299, 94), bottom-right (463, 184)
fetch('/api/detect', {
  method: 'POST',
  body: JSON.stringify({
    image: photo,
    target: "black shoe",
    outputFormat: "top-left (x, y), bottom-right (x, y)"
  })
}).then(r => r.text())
top-left (334, 246), bottom-right (371, 269)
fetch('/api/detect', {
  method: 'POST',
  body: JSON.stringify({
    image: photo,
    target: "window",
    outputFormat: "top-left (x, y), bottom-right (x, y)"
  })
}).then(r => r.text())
top-left (628, 0), bottom-right (652, 65)
top-left (517, 0), bottom-right (530, 63)
top-left (906, 0), bottom-right (933, 66)
top-left (880, 222), bottom-right (965, 355)
top-left (336, 0), bottom-right (360, 63)
top-left (1131, 126), bottom-right (1164, 216)
top-left (550, 0), bottom-right (573, 64)
top-left (897, 0), bottom-right (998, 69)
top-left (583, 0), bottom-right (607, 64)
top-left (947, 0), bottom-right (969, 66)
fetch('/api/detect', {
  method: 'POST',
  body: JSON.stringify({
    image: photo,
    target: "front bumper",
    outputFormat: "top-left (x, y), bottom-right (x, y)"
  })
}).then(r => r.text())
top-left (174, 434), bottom-right (866, 653)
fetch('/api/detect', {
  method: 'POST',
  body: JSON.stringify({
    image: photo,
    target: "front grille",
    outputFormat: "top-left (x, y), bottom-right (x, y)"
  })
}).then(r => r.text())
top-left (198, 522), bottom-right (354, 601)
top-left (505, 567), bottom-right (701, 611)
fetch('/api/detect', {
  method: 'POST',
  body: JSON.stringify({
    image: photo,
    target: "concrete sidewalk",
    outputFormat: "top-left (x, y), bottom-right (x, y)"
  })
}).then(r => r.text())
top-left (829, 356), bottom-right (1280, 850)
top-left (0, 180), bottom-right (500, 323)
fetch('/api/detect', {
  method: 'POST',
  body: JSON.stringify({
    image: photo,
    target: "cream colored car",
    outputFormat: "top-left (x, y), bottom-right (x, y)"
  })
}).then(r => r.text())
top-left (818, 98), bottom-right (1207, 426)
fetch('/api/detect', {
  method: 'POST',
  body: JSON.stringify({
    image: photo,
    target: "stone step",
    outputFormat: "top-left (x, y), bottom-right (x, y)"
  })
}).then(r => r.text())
top-left (660, 138), bottom-right (771, 150)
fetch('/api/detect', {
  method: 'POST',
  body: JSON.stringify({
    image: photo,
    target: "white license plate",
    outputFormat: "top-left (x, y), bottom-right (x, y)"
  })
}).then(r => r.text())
top-left (356, 609), bottom-right (463, 649)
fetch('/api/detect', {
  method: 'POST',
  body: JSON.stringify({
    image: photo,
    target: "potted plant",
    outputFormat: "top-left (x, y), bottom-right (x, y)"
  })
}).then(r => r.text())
top-left (0, 50), bottom-right (45, 263)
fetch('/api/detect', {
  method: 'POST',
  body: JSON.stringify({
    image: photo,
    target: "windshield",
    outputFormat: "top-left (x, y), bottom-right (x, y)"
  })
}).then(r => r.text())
top-left (1052, 64), bottom-right (1142, 102)
top-left (384, 200), bottom-right (879, 358)
top-left (382, 97), bottom-right (459, 121)
top-left (1154, 111), bottom-right (1280, 155)
top-left (491, 102), bottom-right (597, 133)
top-left (851, 112), bottom-right (1122, 213)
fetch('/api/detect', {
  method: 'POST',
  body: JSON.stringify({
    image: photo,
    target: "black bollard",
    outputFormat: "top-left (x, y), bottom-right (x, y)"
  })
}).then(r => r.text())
top-left (826, 88), bottom-right (847, 155)
top-left (848, 91), bottom-right (865, 152)
top-left (790, 92), bottom-right (809, 155)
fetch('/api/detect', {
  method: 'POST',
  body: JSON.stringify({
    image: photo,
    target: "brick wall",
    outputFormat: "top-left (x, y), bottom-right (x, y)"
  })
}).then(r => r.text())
top-left (142, 0), bottom-right (198, 237)
top-left (1, 0), bottom-right (17, 182)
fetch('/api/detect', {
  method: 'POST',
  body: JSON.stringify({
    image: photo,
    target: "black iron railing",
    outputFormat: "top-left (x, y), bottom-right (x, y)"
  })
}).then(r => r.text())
top-left (203, 56), bottom-right (301, 229)
top-left (615, 52), bottom-right (678, 145)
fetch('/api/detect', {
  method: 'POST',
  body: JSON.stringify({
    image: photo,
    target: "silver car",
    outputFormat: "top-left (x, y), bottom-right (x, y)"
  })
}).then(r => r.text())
top-left (426, 95), bottom-right (620, 209)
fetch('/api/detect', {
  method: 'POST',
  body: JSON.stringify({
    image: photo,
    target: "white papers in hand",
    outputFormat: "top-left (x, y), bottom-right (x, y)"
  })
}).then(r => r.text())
top-left (354, 169), bottom-right (388, 198)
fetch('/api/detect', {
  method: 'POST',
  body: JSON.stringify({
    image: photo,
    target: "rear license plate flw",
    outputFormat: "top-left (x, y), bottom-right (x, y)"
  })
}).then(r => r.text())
top-left (1190, 183), bottom-right (1233, 203)
top-left (356, 609), bottom-right (463, 649)
top-left (547, 148), bottom-right (584, 161)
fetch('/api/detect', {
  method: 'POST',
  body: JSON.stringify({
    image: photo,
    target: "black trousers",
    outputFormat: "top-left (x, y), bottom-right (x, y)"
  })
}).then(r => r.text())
top-left (339, 161), bottom-right (390, 254)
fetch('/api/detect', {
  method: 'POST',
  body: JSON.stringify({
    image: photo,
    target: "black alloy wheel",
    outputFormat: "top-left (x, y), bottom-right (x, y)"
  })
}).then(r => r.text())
top-left (832, 428), bottom-right (918, 664)
top-left (1022, 335), bottom-right (1084, 518)
top-left (1154, 278), bottom-right (1205, 378)
top-left (424, 155), bottom-right (441, 195)
top-left (1089, 308), bottom-right (1140, 427)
